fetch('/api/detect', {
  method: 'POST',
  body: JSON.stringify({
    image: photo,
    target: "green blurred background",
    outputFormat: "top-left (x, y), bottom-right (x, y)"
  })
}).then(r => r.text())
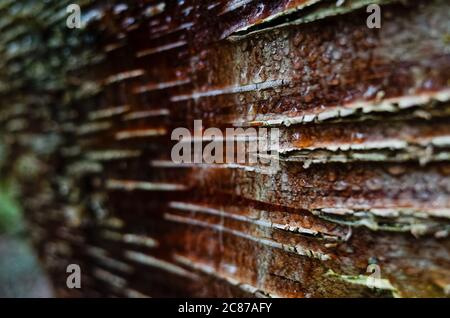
top-left (0, 138), bottom-right (53, 298)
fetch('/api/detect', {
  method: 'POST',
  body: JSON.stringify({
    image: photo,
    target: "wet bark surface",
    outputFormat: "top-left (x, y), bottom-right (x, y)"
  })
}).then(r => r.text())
top-left (0, 0), bottom-right (449, 297)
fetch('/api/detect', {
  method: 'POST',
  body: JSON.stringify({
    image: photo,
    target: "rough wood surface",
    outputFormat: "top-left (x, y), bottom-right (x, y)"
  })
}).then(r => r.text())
top-left (0, 0), bottom-right (449, 297)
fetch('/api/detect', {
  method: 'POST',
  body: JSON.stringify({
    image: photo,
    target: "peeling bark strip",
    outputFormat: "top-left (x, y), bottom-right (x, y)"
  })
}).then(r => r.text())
top-left (0, 0), bottom-right (449, 298)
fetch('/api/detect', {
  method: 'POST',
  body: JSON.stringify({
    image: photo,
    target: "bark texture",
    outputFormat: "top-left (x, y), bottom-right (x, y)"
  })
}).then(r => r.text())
top-left (0, 0), bottom-right (449, 297)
